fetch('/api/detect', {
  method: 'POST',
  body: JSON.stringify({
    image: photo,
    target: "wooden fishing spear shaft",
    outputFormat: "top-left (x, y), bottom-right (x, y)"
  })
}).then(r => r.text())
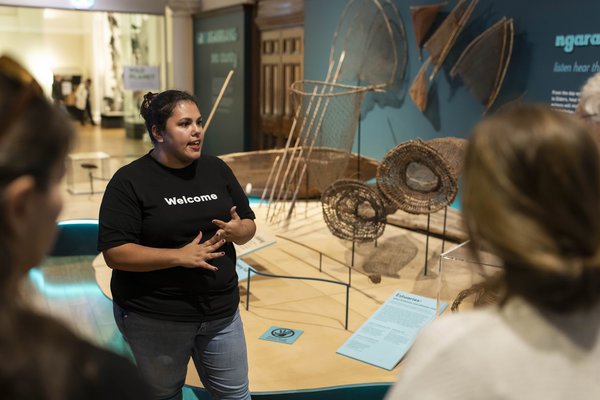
top-left (203, 69), bottom-right (234, 134)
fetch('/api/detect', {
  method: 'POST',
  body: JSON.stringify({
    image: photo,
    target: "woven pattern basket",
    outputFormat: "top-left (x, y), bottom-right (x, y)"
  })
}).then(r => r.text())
top-left (321, 179), bottom-right (387, 242)
top-left (377, 138), bottom-right (460, 214)
top-left (427, 137), bottom-right (468, 178)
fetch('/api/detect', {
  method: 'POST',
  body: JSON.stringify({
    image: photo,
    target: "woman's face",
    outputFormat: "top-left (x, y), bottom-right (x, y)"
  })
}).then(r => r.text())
top-left (15, 163), bottom-right (64, 270)
top-left (156, 100), bottom-right (204, 168)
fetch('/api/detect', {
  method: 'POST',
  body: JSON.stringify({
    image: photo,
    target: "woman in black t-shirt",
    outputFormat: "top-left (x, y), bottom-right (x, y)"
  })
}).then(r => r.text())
top-left (98, 90), bottom-right (256, 400)
top-left (0, 55), bottom-right (149, 400)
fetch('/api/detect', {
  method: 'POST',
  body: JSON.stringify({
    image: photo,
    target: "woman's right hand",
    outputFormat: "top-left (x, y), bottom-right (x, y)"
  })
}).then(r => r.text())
top-left (178, 231), bottom-right (226, 271)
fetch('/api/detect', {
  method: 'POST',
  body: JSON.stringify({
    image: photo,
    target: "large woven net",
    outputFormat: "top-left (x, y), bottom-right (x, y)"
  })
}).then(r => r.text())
top-left (263, 0), bottom-right (408, 223)
top-left (409, 0), bottom-right (478, 111)
top-left (409, 2), bottom-right (448, 59)
top-left (289, 81), bottom-right (367, 195)
top-left (450, 17), bottom-right (514, 113)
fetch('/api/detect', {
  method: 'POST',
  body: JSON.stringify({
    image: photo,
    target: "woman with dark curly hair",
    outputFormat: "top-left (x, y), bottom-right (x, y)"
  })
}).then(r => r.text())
top-left (98, 89), bottom-right (256, 400)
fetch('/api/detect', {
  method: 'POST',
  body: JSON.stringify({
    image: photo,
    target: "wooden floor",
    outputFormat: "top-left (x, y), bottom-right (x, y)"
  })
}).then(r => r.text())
top-left (25, 123), bottom-right (479, 397)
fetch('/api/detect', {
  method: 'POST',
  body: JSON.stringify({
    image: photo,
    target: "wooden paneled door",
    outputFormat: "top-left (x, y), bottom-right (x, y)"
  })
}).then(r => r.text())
top-left (258, 27), bottom-right (303, 149)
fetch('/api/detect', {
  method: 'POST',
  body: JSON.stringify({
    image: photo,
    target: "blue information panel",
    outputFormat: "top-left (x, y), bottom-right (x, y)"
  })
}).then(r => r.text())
top-left (337, 290), bottom-right (447, 370)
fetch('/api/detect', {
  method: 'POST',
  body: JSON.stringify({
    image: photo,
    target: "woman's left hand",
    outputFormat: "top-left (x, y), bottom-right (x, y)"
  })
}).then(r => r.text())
top-left (212, 206), bottom-right (255, 244)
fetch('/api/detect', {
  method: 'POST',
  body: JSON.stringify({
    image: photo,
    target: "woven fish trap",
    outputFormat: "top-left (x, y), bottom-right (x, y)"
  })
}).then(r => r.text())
top-left (427, 137), bottom-right (468, 177)
top-left (289, 80), bottom-right (375, 193)
top-left (321, 179), bottom-right (387, 242)
top-left (451, 281), bottom-right (501, 312)
top-left (377, 138), bottom-right (462, 214)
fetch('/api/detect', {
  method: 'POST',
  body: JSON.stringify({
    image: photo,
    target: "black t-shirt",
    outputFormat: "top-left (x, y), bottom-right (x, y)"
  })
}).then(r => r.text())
top-left (98, 153), bottom-right (255, 321)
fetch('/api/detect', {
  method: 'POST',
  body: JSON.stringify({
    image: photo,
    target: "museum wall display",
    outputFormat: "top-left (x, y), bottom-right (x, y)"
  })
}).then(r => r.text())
top-left (304, 0), bottom-right (600, 161)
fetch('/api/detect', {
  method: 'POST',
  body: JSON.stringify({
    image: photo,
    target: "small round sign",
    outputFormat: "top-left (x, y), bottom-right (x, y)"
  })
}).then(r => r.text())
top-left (271, 328), bottom-right (294, 338)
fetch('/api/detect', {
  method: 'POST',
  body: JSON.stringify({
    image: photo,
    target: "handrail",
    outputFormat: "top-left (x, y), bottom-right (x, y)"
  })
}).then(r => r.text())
top-left (274, 234), bottom-right (349, 273)
top-left (243, 237), bottom-right (352, 329)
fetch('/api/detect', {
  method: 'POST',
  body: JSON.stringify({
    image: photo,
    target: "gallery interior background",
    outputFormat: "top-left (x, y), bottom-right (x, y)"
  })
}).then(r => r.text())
top-left (0, 0), bottom-right (598, 162)
top-left (305, 0), bottom-right (600, 160)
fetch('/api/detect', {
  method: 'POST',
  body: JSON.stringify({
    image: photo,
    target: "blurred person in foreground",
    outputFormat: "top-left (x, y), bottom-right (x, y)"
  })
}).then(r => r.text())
top-left (0, 54), bottom-right (150, 400)
top-left (577, 71), bottom-right (600, 139)
top-left (386, 104), bottom-right (600, 400)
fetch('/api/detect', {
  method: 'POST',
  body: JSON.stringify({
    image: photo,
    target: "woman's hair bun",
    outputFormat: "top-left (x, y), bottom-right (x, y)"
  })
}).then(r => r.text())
top-left (140, 92), bottom-right (157, 119)
top-left (142, 92), bottom-right (157, 109)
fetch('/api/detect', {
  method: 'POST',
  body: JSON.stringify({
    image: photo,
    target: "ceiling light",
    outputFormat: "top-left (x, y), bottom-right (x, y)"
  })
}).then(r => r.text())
top-left (70, 0), bottom-right (94, 10)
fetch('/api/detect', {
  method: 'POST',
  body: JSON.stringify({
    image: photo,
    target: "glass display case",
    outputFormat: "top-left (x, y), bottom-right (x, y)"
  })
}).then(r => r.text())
top-left (437, 240), bottom-right (503, 315)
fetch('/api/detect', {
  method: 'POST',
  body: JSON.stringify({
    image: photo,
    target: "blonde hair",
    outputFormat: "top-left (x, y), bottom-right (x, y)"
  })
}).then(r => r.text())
top-left (463, 104), bottom-right (600, 311)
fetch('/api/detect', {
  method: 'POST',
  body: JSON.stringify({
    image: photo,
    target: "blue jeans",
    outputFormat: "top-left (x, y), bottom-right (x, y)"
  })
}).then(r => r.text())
top-left (113, 303), bottom-right (251, 400)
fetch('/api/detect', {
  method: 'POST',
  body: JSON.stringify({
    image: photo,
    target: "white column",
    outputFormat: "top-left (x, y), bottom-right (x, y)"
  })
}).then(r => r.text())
top-left (165, 1), bottom-right (201, 92)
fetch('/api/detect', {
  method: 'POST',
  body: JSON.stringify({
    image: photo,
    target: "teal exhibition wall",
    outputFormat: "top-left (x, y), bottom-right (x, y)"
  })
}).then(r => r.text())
top-left (192, 0), bottom-right (600, 161)
top-left (304, 0), bottom-right (600, 161)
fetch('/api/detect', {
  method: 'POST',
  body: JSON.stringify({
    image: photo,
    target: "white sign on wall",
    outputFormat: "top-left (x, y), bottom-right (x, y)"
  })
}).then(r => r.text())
top-left (123, 66), bottom-right (160, 91)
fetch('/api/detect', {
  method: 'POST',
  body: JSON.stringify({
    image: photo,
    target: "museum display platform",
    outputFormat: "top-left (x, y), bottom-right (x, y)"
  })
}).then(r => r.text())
top-left (85, 201), bottom-right (483, 395)
top-left (32, 182), bottom-right (499, 399)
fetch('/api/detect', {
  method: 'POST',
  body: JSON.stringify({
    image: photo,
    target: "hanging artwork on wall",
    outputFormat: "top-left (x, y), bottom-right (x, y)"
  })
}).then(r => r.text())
top-left (409, 1), bottom-right (448, 60)
top-left (450, 17), bottom-right (515, 113)
top-left (409, 0), bottom-right (478, 112)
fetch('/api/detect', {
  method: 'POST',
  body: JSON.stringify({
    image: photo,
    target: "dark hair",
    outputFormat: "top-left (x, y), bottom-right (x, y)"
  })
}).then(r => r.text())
top-left (140, 90), bottom-right (199, 144)
top-left (0, 73), bottom-right (72, 191)
top-left (463, 104), bottom-right (600, 312)
top-left (0, 309), bottom-right (142, 400)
